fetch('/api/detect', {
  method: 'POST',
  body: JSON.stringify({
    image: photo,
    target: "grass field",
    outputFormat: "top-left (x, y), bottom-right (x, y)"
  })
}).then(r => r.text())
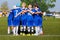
top-left (0, 17), bottom-right (60, 40)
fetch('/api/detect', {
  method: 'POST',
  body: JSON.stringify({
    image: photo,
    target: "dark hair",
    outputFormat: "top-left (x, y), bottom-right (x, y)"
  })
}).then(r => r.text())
top-left (28, 4), bottom-right (33, 6)
top-left (34, 3), bottom-right (39, 8)
top-left (28, 4), bottom-right (32, 5)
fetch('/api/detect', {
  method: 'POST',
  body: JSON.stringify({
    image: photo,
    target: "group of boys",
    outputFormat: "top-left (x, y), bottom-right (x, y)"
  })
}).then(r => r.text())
top-left (8, 2), bottom-right (43, 36)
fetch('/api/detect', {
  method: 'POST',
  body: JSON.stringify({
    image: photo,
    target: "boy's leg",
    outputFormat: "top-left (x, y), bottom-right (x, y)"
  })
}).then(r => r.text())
top-left (23, 26), bottom-right (26, 35)
top-left (34, 27), bottom-right (39, 36)
top-left (16, 26), bottom-right (19, 36)
top-left (31, 27), bottom-right (34, 35)
top-left (38, 26), bottom-right (43, 35)
top-left (8, 20), bottom-right (10, 34)
top-left (8, 27), bottom-right (10, 34)
top-left (38, 18), bottom-right (43, 35)
top-left (34, 20), bottom-right (39, 35)
top-left (18, 26), bottom-right (20, 34)
top-left (13, 27), bottom-right (16, 35)
top-left (27, 27), bottom-right (30, 34)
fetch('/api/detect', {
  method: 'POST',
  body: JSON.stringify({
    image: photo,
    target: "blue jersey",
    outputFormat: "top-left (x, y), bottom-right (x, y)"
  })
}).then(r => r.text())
top-left (8, 10), bottom-right (14, 20)
top-left (21, 7), bottom-right (27, 20)
top-left (13, 8), bottom-right (22, 17)
top-left (20, 7), bottom-right (27, 26)
top-left (33, 8), bottom-right (43, 26)
top-left (33, 8), bottom-right (42, 18)
top-left (12, 8), bottom-right (22, 26)
top-left (26, 8), bottom-right (34, 27)
top-left (8, 9), bottom-right (14, 26)
top-left (21, 7), bottom-right (27, 15)
top-left (36, 8), bottom-right (42, 17)
top-left (27, 8), bottom-right (33, 16)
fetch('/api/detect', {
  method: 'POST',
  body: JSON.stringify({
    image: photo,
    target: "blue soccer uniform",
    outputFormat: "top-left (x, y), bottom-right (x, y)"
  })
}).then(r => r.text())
top-left (13, 8), bottom-right (22, 27)
top-left (21, 8), bottom-right (27, 26)
top-left (27, 8), bottom-right (34, 27)
top-left (33, 8), bottom-right (42, 27)
top-left (8, 9), bottom-right (14, 34)
top-left (8, 10), bottom-right (14, 27)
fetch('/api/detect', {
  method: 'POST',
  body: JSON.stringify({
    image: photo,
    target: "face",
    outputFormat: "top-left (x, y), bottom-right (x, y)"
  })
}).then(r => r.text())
top-left (28, 4), bottom-right (32, 8)
top-left (22, 2), bottom-right (26, 7)
top-left (35, 6), bottom-right (38, 9)
top-left (34, 5), bottom-right (38, 9)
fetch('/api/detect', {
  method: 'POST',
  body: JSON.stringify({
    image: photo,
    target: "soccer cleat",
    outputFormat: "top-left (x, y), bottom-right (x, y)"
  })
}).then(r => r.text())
top-left (22, 33), bottom-right (25, 36)
top-left (39, 31), bottom-right (43, 35)
top-left (20, 33), bottom-right (23, 35)
top-left (8, 31), bottom-right (10, 35)
top-left (34, 33), bottom-right (39, 36)
top-left (8, 33), bottom-right (10, 35)
top-left (31, 34), bottom-right (34, 36)
top-left (16, 34), bottom-right (18, 36)
top-left (27, 34), bottom-right (30, 36)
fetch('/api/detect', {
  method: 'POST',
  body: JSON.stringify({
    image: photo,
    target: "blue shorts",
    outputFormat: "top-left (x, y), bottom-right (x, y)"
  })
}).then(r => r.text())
top-left (21, 14), bottom-right (27, 26)
top-left (13, 16), bottom-right (20, 27)
top-left (8, 19), bottom-right (13, 27)
top-left (33, 15), bottom-right (42, 27)
top-left (27, 15), bottom-right (33, 27)
top-left (38, 17), bottom-right (42, 27)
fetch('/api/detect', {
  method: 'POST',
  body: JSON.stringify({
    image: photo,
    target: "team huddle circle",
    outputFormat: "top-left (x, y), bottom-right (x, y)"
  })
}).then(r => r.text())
top-left (8, 2), bottom-right (43, 36)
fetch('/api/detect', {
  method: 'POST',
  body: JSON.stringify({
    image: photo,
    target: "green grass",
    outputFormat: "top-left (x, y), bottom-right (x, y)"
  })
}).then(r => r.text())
top-left (0, 36), bottom-right (60, 40)
top-left (0, 16), bottom-right (60, 40)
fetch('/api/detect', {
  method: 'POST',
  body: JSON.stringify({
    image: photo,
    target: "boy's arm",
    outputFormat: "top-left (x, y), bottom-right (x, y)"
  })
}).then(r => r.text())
top-left (15, 10), bottom-right (27, 17)
top-left (21, 10), bottom-right (27, 14)
top-left (35, 11), bottom-right (42, 14)
top-left (14, 11), bottom-right (22, 17)
top-left (27, 10), bottom-right (35, 14)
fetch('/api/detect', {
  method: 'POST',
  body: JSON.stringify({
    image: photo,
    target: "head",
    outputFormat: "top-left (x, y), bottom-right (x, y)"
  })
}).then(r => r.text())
top-left (28, 4), bottom-right (32, 8)
top-left (22, 2), bottom-right (26, 7)
top-left (34, 4), bottom-right (39, 8)
top-left (13, 3), bottom-right (20, 9)
top-left (16, 3), bottom-right (20, 7)
top-left (13, 5), bottom-right (17, 9)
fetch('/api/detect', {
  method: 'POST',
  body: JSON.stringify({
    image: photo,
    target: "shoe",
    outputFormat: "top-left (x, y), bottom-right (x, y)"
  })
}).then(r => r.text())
top-left (27, 34), bottom-right (30, 36)
top-left (34, 33), bottom-right (38, 36)
top-left (20, 33), bottom-right (23, 35)
top-left (39, 31), bottom-right (43, 35)
top-left (16, 34), bottom-right (18, 36)
top-left (31, 34), bottom-right (34, 36)
top-left (23, 33), bottom-right (25, 36)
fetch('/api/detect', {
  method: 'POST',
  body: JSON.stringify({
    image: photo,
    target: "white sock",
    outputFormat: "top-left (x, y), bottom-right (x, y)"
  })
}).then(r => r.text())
top-left (38, 27), bottom-right (40, 33)
top-left (8, 27), bottom-right (10, 34)
top-left (31, 27), bottom-right (34, 32)
top-left (40, 27), bottom-right (43, 33)
top-left (24, 26), bottom-right (26, 31)
top-left (16, 26), bottom-right (18, 35)
top-left (27, 27), bottom-right (30, 32)
top-left (35, 27), bottom-right (38, 34)
top-left (13, 27), bottom-right (16, 35)
top-left (31, 27), bottom-right (34, 29)
top-left (38, 27), bottom-right (43, 34)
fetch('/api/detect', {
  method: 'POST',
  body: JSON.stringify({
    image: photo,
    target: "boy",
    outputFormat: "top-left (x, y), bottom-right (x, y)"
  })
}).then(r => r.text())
top-left (8, 9), bottom-right (14, 34)
top-left (15, 2), bottom-right (27, 35)
top-left (33, 4), bottom-right (43, 36)
top-left (13, 4), bottom-right (22, 36)
top-left (27, 4), bottom-right (35, 36)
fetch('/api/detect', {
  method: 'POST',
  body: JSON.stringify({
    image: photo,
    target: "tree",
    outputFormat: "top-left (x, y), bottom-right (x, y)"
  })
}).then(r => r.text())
top-left (1, 1), bottom-right (9, 11)
top-left (0, 1), bottom-right (9, 16)
top-left (21, 0), bottom-right (56, 12)
top-left (0, 8), bottom-right (1, 11)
